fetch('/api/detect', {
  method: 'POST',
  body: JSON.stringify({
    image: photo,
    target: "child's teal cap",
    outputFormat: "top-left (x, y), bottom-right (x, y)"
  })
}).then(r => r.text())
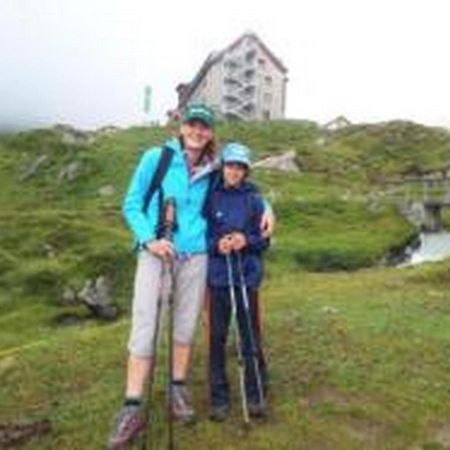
top-left (221, 142), bottom-right (252, 168)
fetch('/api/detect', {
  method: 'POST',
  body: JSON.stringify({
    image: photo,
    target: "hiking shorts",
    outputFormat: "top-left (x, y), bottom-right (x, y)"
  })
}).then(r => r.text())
top-left (127, 249), bottom-right (207, 358)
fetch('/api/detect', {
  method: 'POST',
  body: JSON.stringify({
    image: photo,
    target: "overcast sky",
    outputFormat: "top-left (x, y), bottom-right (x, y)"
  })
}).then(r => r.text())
top-left (1, 0), bottom-right (450, 130)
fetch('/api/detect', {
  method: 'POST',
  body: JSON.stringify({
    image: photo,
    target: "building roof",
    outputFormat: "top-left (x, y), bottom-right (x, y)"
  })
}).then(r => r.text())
top-left (177, 32), bottom-right (288, 109)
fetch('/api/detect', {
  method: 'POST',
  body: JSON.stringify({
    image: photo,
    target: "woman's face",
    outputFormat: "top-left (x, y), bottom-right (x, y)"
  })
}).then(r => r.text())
top-left (180, 120), bottom-right (213, 151)
top-left (223, 162), bottom-right (247, 187)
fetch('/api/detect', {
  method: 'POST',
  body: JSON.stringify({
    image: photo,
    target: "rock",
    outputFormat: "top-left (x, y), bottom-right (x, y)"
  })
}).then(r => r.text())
top-left (78, 276), bottom-right (119, 320)
top-left (19, 154), bottom-right (48, 181)
top-left (323, 115), bottom-right (352, 131)
top-left (60, 286), bottom-right (77, 306)
top-left (98, 185), bottom-right (115, 197)
top-left (321, 306), bottom-right (339, 314)
top-left (53, 124), bottom-right (95, 146)
top-left (399, 201), bottom-right (427, 227)
top-left (42, 243), bottom-right (56, 259)
top-left (253, 150), bottom-right (301, 172)
top-left (58, 161), bottom-right (82, 182)
top-left (95, 126), bottom-right (120, 137)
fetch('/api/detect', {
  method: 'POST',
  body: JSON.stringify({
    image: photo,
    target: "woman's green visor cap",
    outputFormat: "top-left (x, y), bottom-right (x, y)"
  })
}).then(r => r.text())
top-left (183, 104), bottom-right (215, 128)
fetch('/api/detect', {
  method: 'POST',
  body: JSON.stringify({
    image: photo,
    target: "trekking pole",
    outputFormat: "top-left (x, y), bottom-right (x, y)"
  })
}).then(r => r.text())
top-left (164, 200), bottom-right (176, 450)
top-left (225, 252), bottom-right (250, 425)
top-left (141, 198), bottom-right (176, 450)
top-left (235, 251), bottom-right (265, 409)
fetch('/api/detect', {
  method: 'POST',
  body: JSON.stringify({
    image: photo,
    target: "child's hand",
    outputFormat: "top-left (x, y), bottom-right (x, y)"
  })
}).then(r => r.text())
top-left (231, 232), bottom-right (247, 251)
top-left (218, 235), bottom-right (233, 254)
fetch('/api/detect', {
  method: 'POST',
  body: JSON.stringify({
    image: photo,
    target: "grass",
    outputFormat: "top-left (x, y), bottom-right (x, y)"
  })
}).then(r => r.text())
top-left (1, 120), bottom-right (450, 449)
top-left (2, 263), bottom-right (450, 449)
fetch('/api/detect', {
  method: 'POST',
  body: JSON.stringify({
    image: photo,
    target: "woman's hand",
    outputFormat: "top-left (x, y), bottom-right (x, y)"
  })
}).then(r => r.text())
top-left (260, 210), bottom-right (275, 239)
top-left (146, 239), bottom-right (174, 260)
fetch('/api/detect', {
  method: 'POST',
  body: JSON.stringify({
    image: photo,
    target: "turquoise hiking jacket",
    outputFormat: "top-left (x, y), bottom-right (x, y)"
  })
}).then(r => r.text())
top-left (122, 137), bottom-right (213, 254)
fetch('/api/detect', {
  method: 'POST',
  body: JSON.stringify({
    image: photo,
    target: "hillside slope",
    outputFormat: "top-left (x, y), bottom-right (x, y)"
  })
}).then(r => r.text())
top-left (1, 120), bottom-right (450, 450)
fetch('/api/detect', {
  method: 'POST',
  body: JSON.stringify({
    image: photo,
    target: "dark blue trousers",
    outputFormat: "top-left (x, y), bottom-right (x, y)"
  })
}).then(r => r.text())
top-left (208, 286), bottom-right (268, 407)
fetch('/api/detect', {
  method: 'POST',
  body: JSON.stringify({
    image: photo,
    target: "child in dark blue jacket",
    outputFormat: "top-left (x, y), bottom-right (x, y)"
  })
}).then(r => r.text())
top-left (204, 142), bottom-right (269, 421)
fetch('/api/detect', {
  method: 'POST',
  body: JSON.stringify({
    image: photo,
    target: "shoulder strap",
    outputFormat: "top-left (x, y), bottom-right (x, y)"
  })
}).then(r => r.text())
top-left (142, 145), bottom-right (174, 213)
top-left (201, 168), bottom-right (221, 218)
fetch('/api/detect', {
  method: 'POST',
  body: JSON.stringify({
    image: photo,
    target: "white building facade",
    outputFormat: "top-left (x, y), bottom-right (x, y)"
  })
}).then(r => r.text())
top-left (173, 32), bottom-right (288, 121)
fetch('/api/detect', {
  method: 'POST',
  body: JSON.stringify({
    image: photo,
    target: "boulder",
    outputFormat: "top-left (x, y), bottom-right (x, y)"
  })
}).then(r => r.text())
top-left (59, 286), bottom-right (77, 306)
top-left (53, 124), bottom-right (95, 146)
top-left (98, 185), bottom-right (115, 197)
top-left (19, 154), bottom-right (48, 181)
top-left (42, 243), bottom-right (56, 259)
top-left (78, 276), bottom-right (119, 320)
top-left (253, 150), bottom-right (301, 172)
top-left (58, 161), bottom-right (82, 182)
top-left (95, 126), bottom-right (120, 138)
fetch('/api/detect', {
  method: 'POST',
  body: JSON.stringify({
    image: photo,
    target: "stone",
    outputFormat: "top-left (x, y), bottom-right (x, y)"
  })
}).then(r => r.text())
top-left (42, 243), bottom-right (56, 259)
top-left (54, 124), bottom-right (95, 146)
top-left (78, 276), bottom-right (119, 320)
top-left (253, 150), bottom-right (301, 172)
top-left (19, 154), bottom-right (48, 181)
top-left (98, 185), bottom-right (115, 196)
top-left (323, 115), bottom-right (352, 131)
top-left (58, 161), bottom-right (82, 182)
top-left (60, 286), bottom-right (77, 306)
top-left (95, 126), bottom-right (120, 137)
top-left (321, 306), bottom-right (339, 314)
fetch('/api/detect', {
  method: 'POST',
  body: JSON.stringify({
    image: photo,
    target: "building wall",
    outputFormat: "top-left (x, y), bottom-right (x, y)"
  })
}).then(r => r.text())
top-left (183, 35), bottom-right (287, 121)
top-left (187, 60), bottom-right (223, 114)
top-left (252, 40), bottom-right (287, 120)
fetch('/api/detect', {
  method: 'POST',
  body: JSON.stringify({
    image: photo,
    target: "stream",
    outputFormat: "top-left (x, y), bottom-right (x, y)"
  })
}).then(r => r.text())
top-left (399, 231), bottom-right (450, 266)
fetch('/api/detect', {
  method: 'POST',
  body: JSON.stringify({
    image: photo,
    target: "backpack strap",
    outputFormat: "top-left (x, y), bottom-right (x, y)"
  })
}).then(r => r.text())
top-left (142, 145), bottom-right (174, 214)
top-left (201, 168), bottom-right (221, 219)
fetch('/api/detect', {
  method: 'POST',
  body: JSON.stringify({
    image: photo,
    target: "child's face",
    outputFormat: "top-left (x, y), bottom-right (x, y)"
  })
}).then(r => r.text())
top-left (223, 162), bottom-right (247, 187)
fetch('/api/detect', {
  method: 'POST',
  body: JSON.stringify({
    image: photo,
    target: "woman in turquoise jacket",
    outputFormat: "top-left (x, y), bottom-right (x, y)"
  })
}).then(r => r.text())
top-left (109, 104), bottom-right (274, 449)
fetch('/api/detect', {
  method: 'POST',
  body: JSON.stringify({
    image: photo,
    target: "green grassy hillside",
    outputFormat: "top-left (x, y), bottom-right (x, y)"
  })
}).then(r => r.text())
top-left (1, 120), bottom-right (450, 450)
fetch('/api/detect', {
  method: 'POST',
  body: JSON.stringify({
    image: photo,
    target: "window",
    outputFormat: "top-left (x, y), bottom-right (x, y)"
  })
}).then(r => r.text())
top-left (244, 85), bottom-right (255, 96)
top-left (244, 68), bottom-right (255, 80)
top-left (258, 58), bottom-right (266, 67)
top-left (245, 49), bottom-right (257, 63)
top-left (224, 59), bottom-right (238, 70)
top-left (265, 75), bottom-right (272, 85)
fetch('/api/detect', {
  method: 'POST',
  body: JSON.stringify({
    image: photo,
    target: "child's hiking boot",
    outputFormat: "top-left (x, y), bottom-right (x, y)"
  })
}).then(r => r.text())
top-left (209, 404), bottom-right (230, 422)
top-left (248, 401), bottom-right (267, 419)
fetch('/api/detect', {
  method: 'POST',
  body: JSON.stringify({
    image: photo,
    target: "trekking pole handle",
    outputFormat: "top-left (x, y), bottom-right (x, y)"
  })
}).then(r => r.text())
top-left (161, 197), bottom-right (176, 242)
